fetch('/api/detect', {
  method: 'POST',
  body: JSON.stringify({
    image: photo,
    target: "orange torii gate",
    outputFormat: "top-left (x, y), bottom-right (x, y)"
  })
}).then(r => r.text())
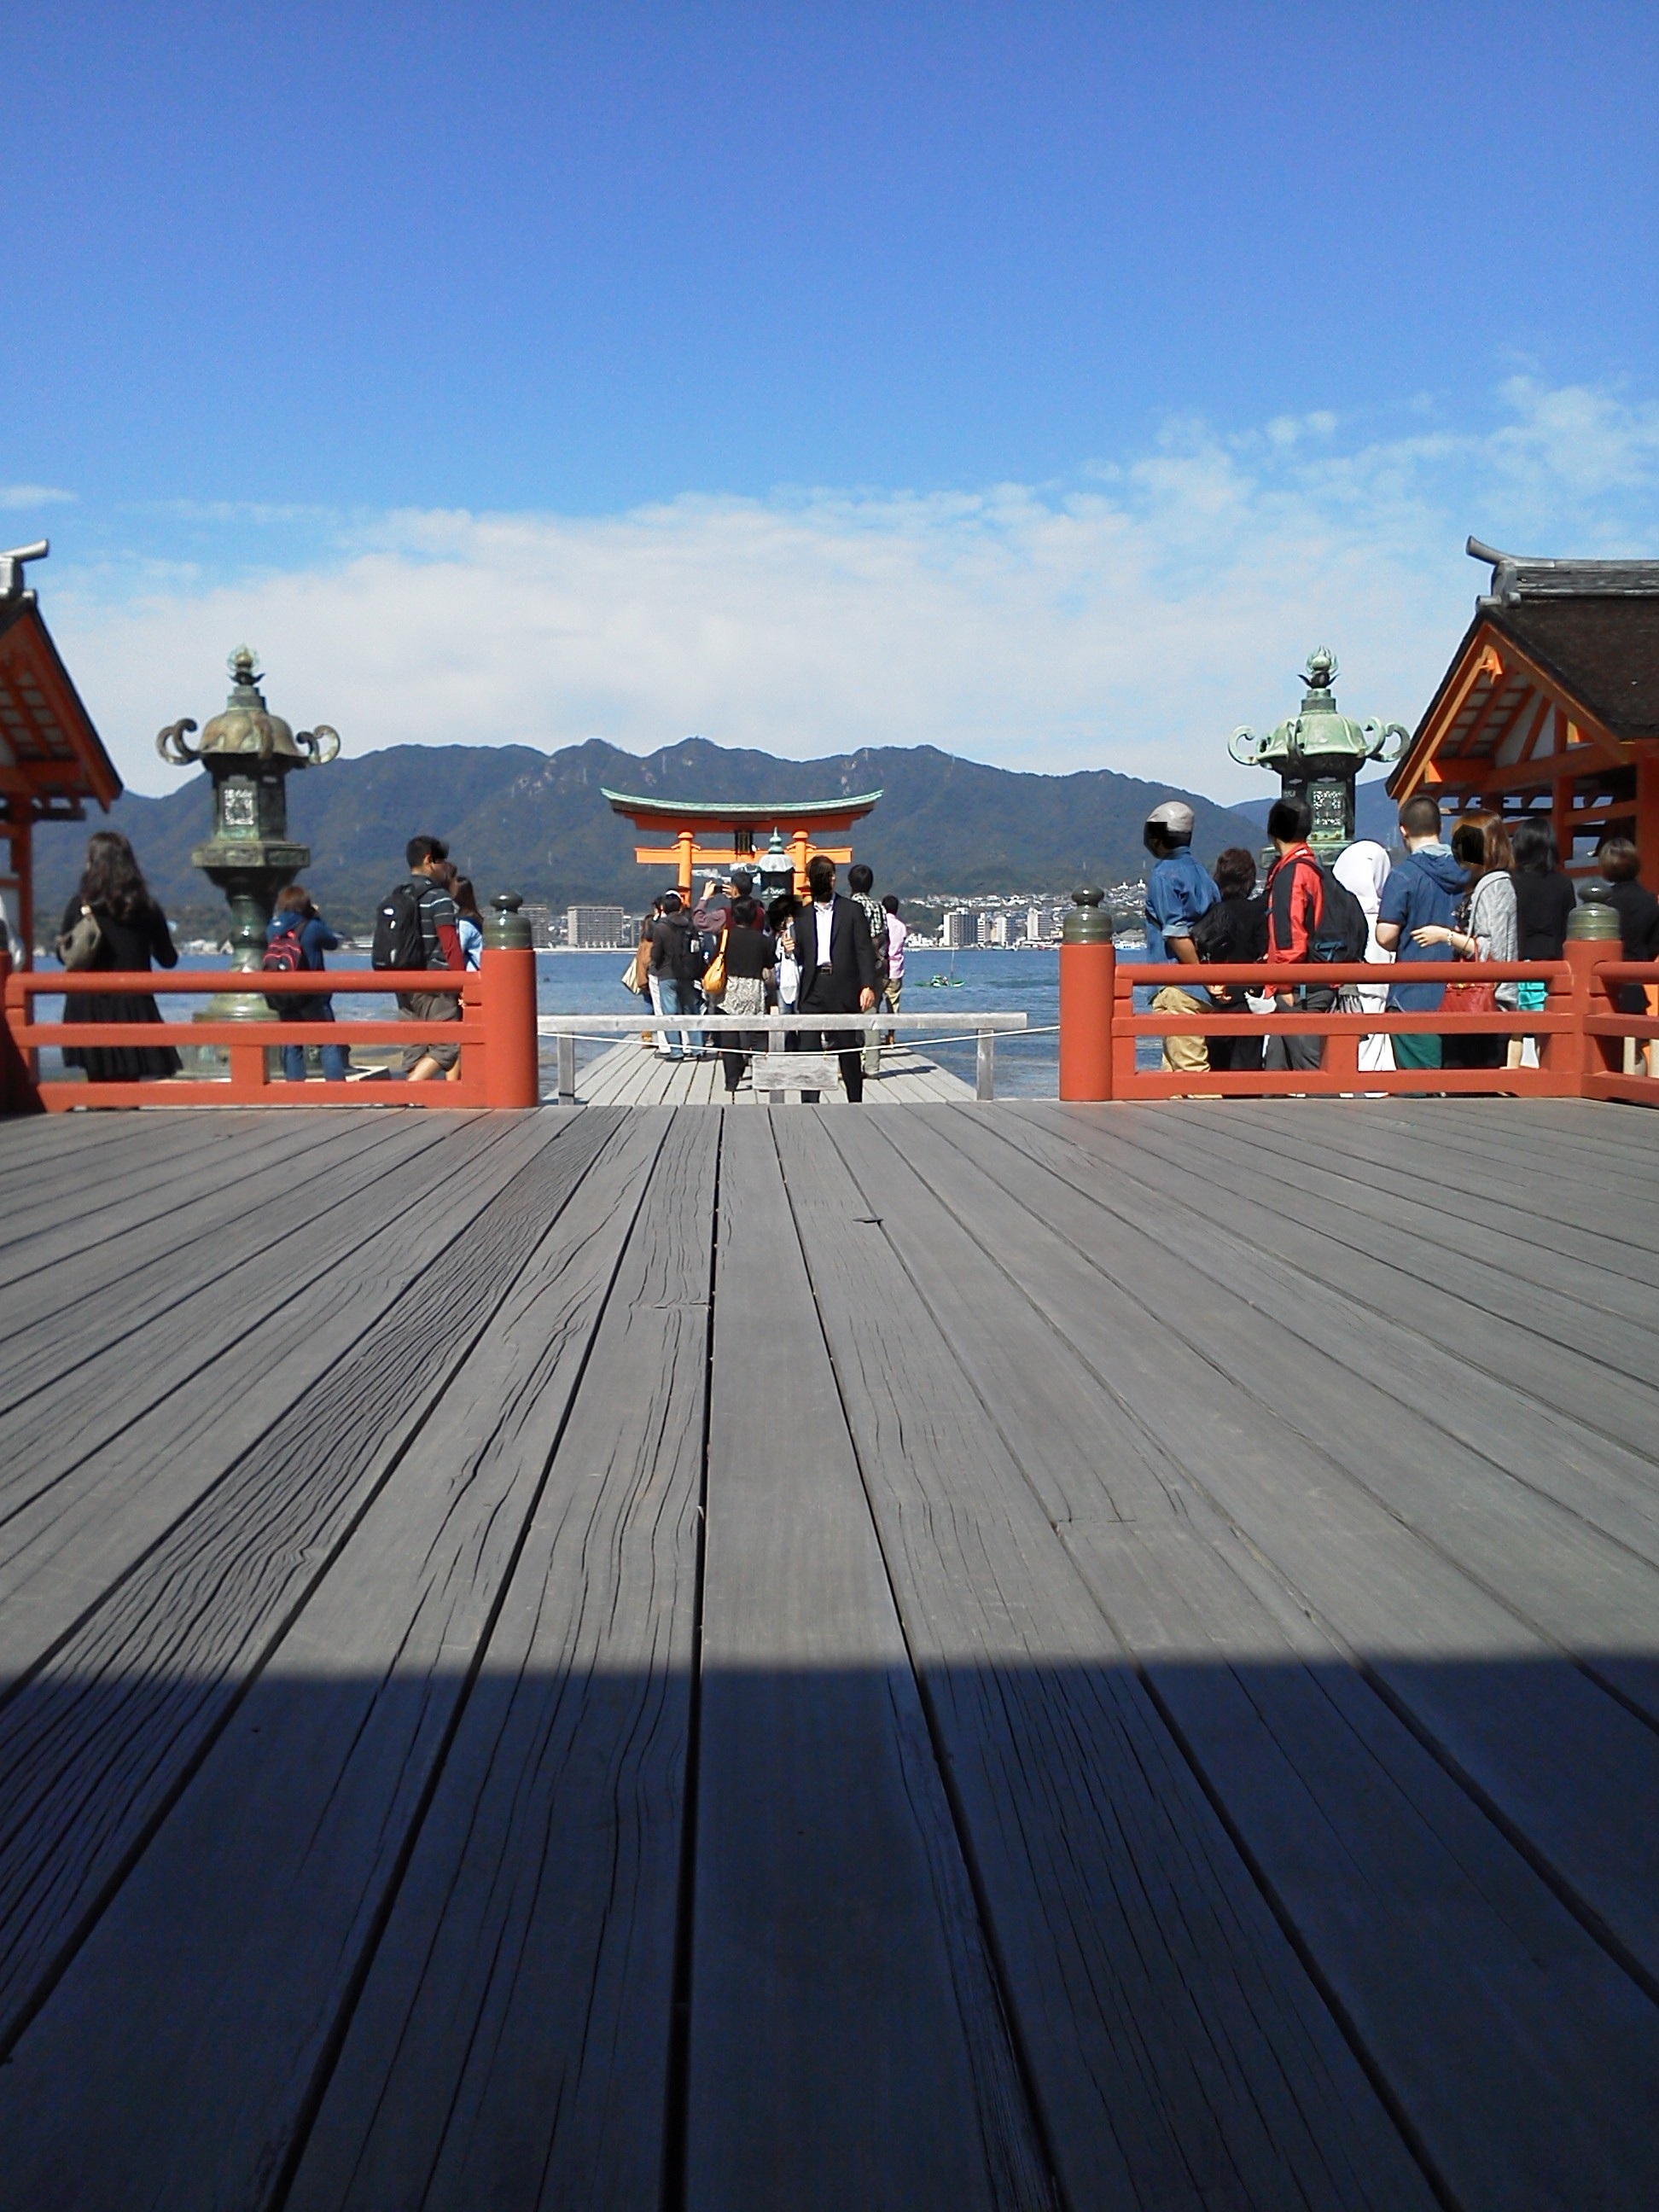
top-left (602, 787), bottom-right (882, 900)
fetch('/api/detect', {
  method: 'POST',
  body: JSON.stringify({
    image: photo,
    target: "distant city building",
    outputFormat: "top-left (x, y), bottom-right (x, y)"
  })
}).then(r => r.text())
top-left (942, 909), bottom-right (974, 949)
top-left (567, 904), bottom-right (631, 949)
top-left (520, 902), bottom-right (558, 951)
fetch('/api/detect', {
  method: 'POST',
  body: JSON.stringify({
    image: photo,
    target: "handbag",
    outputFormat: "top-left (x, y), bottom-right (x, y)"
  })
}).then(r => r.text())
top-left (701, 929), bottom-right (728, 997)
top-left (1441, 908), bottom-right (1497, 1016)
top-left (621, 954), bottom-right (645, 996)
top-left (56, 905), bottom-right (104, 972)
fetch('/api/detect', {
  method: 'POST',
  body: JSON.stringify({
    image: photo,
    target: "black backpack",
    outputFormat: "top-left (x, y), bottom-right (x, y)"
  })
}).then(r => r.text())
top-left (1307, 862), bottom-right (1371, 964)
top-left (371, 882), bottom-right (428, 970)
top-left (665, 917), bottom-right (707, 983)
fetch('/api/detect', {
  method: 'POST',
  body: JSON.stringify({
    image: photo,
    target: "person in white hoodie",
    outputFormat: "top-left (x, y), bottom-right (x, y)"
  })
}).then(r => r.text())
top-left (1332, 839), bottom-right (1394, 1074)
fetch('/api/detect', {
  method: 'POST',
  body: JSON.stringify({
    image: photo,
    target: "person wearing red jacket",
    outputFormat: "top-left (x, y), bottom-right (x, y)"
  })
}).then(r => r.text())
top-left (1262, 795), bottom-right (1333, 1073)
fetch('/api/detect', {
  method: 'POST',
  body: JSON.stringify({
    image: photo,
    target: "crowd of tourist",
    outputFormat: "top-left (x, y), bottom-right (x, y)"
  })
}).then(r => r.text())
top-left (630, 857), bottom-right (908, 1098)
top-left (48, 827), bottom-right (486, 1086)
top-left (33, 806), bottom-right (1659, 1097)
top-left (1142, 790), bottom-right (1659, 1079)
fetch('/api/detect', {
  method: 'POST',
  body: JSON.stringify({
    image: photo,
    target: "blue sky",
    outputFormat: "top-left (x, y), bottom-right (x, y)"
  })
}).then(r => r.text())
top-left (4, 2), bottom-right (1656, 793)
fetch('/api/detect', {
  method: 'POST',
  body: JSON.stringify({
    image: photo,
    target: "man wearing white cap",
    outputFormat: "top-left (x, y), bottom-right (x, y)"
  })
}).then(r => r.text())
top-left (1143, 800), bottom-right (1220, 1074)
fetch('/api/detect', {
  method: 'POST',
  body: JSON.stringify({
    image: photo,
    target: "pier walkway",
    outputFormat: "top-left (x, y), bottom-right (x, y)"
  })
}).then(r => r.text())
top-left (2, 1097), bottom-right (1658, 2209)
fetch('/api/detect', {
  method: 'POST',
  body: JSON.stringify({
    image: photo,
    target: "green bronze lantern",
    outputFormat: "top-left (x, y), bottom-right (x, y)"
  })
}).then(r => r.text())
top-left (756, 828), bottom-right (795, 911)
top-left (157, 646), bottom-right (340, 973)
top-left (1228, 649), bottom-right (1407, 858)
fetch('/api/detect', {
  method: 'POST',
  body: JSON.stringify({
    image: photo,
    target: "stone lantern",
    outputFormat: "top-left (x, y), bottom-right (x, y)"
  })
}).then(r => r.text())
top-left (1228, 649), bottom-right (1407, 859)
top-left (157, 647), bottom-right (340, 980)
top-left (756, 827), bottom-right (795, 911)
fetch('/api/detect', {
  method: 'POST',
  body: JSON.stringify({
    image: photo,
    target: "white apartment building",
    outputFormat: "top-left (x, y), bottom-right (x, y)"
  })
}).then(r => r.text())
top-left (567, 904), bottom-right (631, 949)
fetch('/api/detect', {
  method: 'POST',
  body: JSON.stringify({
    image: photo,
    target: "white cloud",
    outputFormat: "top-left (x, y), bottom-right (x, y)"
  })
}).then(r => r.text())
top-left (44, 379), bottom-right (1659, 799)
top-left (0, 485), bottom-right (76, 511)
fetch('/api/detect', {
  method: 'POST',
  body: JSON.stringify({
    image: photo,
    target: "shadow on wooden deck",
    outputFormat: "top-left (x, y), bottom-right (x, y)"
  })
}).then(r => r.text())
top-left (2, 1097), bottom-right (1658, 2209)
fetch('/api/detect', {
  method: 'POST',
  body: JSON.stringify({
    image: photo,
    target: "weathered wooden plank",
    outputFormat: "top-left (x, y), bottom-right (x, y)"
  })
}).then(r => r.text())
top-left (685, 1110), bottom-right (1051, 2211)
top-left (0, 1112), bottom-right (415, 1317)
top-left (0, 1108), bottom-right (661, 2210)
top-left (1015, 1103), bottom-right (1659, 1615)
top-left (828, 1109), bottom-right (1659, 2209)
top-left (0, 1121), bottom-right (544, 1653)
top-left (0, 1109), bottom-right (312, 1261)
top-left (1023, 1103), bottom-right (1659, 1565)
top-left (282, 1109), bottom-right (718, 2212)
top-left (1157, 1098), bottom-right (1659, 1309)
top-left (771, 1109), bottom-right (1429, 2212)
top-left (917, 1106), bottom-right (1659, 2000)
top-left (0, 1106), bottom-right (469, 1414)
top-left (0, 1110), bottom-right (619, 2056)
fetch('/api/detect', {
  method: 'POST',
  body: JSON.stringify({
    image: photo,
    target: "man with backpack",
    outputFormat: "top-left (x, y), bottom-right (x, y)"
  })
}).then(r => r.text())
top-left (648, 890), bottom-right (705, 1058)
top-left (1374, 795), bottom-right (1466, 1073)
top-left (1261, 795), bottom-right (1368, 1074)
top-left (372, 835), bottom-right (464, 1081)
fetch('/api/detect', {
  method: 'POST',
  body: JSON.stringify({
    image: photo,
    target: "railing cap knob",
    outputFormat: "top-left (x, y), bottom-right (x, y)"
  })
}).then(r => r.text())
top-left (1063, 884), bottom-right (1116, 944)
top-left (485, 890), bottom-right (533, 951)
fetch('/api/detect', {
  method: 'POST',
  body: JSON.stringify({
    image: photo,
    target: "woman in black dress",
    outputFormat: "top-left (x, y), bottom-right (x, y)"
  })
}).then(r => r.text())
top-left (59, 831), bottom-right (182, 1082)
top-left (1596, 836), bottom-right (1659, 1077)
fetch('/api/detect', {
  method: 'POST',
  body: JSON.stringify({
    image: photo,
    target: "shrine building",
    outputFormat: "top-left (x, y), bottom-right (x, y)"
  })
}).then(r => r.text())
top-left (0, 546), bottom-right (122, 960)
top-left (1388, 538), bottom-right (1659, 886)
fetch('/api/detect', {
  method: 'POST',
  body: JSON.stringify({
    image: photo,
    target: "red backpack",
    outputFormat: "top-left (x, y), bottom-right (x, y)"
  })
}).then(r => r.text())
top-left (261, 921), bottom-right (307, 1010)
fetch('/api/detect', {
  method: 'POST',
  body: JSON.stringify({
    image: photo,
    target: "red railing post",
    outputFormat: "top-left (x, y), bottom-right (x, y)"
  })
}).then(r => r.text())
top-left (1, 948), bottom-right (43, 1116)
top-left (482, 895), bottom-right (539, 1109)
top-left (1059, 888), bottom-right (1115, 1102)
top-left (1551, 928), bottom-right (1618, 1097)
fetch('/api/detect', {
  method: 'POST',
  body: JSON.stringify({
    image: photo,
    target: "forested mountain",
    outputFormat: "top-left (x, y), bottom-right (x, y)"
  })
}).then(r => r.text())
top-left (34, 735), bottom-right (1260, 937)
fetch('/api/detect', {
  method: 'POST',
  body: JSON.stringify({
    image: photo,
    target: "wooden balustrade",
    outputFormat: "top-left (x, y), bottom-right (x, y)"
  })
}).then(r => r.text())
top-left (0, 949), bottom-right (541, 1112)
top-left (1057, 935), bottom-right (1659, 1103)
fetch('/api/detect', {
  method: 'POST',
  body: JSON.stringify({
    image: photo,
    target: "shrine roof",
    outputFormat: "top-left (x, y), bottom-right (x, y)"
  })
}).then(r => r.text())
top-left (602, 788), bottom-right (882, 823)
top-left (0, 597), bottom-right (122, 811)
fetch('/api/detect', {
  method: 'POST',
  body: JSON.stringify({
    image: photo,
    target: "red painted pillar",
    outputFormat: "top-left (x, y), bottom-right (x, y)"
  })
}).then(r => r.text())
top-left (482, 895), bottom-right (540, 1108)
top-left (1, 952), bottom-right (42, 1116)
top-left (1548, 925), bottom-right (1618, 1095)
top-left (1059, 888), bottom-right (1115, 1102)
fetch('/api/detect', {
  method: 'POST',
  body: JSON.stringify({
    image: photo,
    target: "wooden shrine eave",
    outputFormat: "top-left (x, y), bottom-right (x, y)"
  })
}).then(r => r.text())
top-left (1388, 613), bottom-right (1651, 804)
top-left (0, 597), bottom-right (121, 815)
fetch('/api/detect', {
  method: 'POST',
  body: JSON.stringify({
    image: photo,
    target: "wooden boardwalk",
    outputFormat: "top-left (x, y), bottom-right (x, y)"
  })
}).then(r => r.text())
top-left (2, 1096), bottom-right (1658, 2209)
top-left (577, 1035), bottom-right (977, 1103)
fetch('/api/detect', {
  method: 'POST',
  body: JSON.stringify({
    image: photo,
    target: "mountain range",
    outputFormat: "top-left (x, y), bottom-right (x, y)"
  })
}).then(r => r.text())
top-left (33, 736), bottom-right (1266, 938)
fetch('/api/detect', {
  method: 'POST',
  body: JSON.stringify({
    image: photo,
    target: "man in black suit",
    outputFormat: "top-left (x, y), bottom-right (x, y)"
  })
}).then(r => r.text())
top-left (793, 853), bottom-right (881, 1101)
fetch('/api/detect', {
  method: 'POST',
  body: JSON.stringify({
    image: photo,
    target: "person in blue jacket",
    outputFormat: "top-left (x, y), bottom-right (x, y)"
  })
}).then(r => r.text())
top-left (1142, 799), bottom-right (1220, 1072)
top-left (1374, 795), bottom-right (1467, 1072)
top-left (266, 885), bottom-right (349, 1082)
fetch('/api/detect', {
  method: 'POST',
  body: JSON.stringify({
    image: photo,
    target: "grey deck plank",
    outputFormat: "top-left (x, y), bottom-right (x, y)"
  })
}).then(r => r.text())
top-left (0, 1107), bottom-right (459, 1413)
top-left (827, 1109), bottom-right (1659, 2209)
top-left (0, 1121), bottom-right (528, 1639)
top-left (0, 1111), bottom-right (415, 1312)
top-left (0, 1111), bottom-right (615, 2057)
top-left (771, 1109), bottom-right (1428, 2212)
top-left (1022, 1103), bottom-right (1659, 1566)
top-left (1018, 1103), bottom-right (1659, 1614)
top-left (0, 1107), bottom-right (658, 2211)
top-left (1169, 1098), bottom-right (1659, 1301)
top-left (685, 1109), bottom-right (1050, 2212)
top-left (282, 1109), bottom-right (718, 2212)
top-left (922, 1106), bottom-right (1659, 2001)
top-left (0, 1109), bottom-right (313, 1260)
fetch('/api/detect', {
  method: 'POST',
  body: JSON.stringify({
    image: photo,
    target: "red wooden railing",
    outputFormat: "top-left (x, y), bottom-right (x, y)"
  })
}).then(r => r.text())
top-left (1058, 936), bottom-right (1659, 1104)
top-left (0, 949), bottom-right (540, 1113)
